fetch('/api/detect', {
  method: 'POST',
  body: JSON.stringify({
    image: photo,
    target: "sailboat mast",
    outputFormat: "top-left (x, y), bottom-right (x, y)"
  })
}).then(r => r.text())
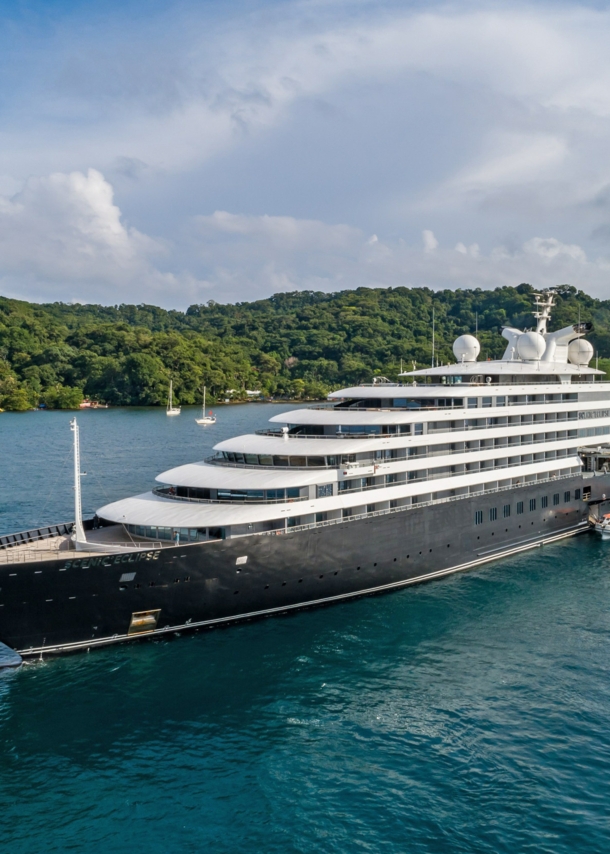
top-left (70, 417), bottom-right (86, 543)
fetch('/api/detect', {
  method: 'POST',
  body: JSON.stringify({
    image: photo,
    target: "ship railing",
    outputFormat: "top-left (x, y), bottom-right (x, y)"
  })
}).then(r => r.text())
top-left (0, 539), bottom-right (167, 565)
top-left (248, 471), bottom-right (581, 539)
top-left (0, 523), bottom-right (73, 550)
top-left (254, 416), bottom-right (579, 439)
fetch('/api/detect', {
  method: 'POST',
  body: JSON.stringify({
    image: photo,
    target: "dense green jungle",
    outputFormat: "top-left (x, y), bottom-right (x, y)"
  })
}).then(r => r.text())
top-left (1, 283), bottom-right (609, 410)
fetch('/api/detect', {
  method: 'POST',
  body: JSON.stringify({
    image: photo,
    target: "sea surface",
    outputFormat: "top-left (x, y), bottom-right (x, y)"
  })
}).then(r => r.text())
top-left (1, 405), bottom-right (610, 853)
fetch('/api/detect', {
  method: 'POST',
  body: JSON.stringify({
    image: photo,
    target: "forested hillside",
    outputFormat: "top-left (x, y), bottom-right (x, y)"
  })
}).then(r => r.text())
top-left (1, 283), bottom-right (609, 410)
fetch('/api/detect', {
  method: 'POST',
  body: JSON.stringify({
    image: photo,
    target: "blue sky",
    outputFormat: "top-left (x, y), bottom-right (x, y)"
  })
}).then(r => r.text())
top-left (2, 0), bottom-right (610, 307)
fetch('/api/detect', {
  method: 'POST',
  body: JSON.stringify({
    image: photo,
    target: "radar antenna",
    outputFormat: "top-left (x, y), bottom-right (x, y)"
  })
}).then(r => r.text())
top-left (533, 290), bottom-right (555, 335)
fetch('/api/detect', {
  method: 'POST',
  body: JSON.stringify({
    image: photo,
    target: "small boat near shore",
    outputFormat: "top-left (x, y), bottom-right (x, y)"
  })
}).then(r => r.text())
top-left (195, 386), bottom-right (216, 425)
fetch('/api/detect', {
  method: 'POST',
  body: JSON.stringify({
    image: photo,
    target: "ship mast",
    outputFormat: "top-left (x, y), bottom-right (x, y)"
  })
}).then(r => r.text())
top-left (533, 290), bottom-right (555, 335)
top-left (70, 417), bottom-right (87, 546)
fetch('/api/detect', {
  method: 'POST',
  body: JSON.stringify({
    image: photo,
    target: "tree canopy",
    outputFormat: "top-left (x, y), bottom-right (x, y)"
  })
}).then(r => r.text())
top-left (1, 283), bottom-right (609, 410)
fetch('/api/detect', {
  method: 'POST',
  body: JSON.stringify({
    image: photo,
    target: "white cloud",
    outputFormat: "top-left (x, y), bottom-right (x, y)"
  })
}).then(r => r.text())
top-left (422, 229), bottom-right (438, 252)
top-left (523, 236), bottom-right (587, 263)
top-left (186, 211), bottom-right (610, 302)
top-left (0, 168), bottom-right (199, 305)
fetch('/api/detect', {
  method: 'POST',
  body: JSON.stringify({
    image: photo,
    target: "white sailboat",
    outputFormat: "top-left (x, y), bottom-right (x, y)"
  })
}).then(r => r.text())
top-left (196, 386), bottom-right (216, 425)
top-left (166, 380), bottom-right (181, 416)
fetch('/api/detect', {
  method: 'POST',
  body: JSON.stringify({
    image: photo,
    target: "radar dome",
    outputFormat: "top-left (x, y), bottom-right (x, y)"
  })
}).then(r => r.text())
top-left (568, 338), bottom-right (594, 366)
top-left (453, 334), bottom-right (480, 363)
top-left (517, 331), bottom-right (546, 361)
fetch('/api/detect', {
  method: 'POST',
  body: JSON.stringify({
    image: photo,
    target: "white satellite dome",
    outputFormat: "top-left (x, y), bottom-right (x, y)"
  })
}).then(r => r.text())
top-left (568, 338), bottom-right (594, 367)
top-left (453, 334), bottom-right (480, 363)
top-left (517, 331), bottom-right (546, 361)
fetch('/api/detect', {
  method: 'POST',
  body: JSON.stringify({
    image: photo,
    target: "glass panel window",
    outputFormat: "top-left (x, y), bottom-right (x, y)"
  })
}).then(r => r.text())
top-left (468, 398), bottom-right (478, 409)
top-left (308, 457), bottom-right (325, 467)
top-left (290, 457), bottom-right (307, 467)
top-left (244, 454), bottom-right (258, 465)
top-left (316, 512), bottom-right (327, 523)
top-left (287, 487), bottom-right (301, 499)
top-left (259, 455), bottom-right (273, 466)
top-left (541, 496), bottom-right (548, 509)
top-left (489, 507), bottom-right (497, 521)
top-left (553, 493), bottom-right (560, 505)
top-left (145, 526), bottom-right (157, 538)
top-left (475, 510), bottom-right (483, 525)
top-left (482, 397), bottom-right (492, 408)
top-left (529, 498), bottom-right (536, 511)
top-left (267, 489), bottom-right (285, 500)
top-left (564, 491), bottom-right (571, 502)
top-left (503, 504), bottom-right (510, 518)
top-left (575, 488), bottom-right (581, 500)
top-left (517, 502), bottom-right (524, 515)
top-left (273, 456), bottom-right (290, 467)
top-left (414, 423), bottom-right (424, 435)
top-left (386, 473), bottom-right (398, 484)
top-left (496, 396), bottom-right (506, 406)
top-left (317, 484), bottom-right (333, 498)
top-left (342, 508), bottom-right (353, 518)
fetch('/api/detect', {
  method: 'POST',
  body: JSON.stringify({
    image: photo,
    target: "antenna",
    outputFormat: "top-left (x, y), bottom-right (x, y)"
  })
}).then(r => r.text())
top-left (431, 306), bottom-right (435, 369)
top-left (70, 418), bottom-right (86, 545)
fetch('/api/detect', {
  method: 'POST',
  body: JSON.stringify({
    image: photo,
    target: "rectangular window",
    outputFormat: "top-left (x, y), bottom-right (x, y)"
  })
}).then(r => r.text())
top-left (307, 456), bottom-right (325, 467)
top-left (496, 396), bottom-right (506, 406)
top-left (244, 454), bottom-right (258, 465)
top-left (489, 507), bottom-right (497, 521)
top-left (315, 512), bottom-right (327, 523)
top-left (259, 454), bottom-right (273, 466)
top-left (564, 491), bottom-right (571, 502)
top-left (286, 487), bottom-right (300, 499)
top-left (414, 423), bottom-right (424, 435)
top-left (575, 488), bottom-right (581, 500)
top-left (553, 493), bottom-right (560, 506)
top-left (529, 498), bottom-right (536, 511)
top-left (517, 501), bottom-right (524, 515)
top-left (468, 398), bottom-right (478, 409)
top-left (475, 510), bottom-right (483, 525)
top-left (367, 504), bottom-right (375, 514)
top-left (316, 484), bottom-right (333, 498)
top-left (482, 396), bottom-right (492, 408)
top-left (541, 496), bottom-right (548, 508)
top-left (503, 504), bottom-right (510, 518)
top-left (386, 473), bottom-right (398, 484)
top-left (342, 508), bottom-right (353, 519)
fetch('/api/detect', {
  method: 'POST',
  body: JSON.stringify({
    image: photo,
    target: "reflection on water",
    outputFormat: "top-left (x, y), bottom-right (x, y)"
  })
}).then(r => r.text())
top-left (1, 408), bottom-right (610, 853)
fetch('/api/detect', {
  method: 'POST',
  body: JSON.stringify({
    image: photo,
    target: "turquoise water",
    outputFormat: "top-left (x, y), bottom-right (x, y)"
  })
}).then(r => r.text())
top-left (1, 407), bottom-right (610, 853)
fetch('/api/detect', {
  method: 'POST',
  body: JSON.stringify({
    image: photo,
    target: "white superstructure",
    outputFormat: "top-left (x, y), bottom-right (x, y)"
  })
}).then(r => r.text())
top-left (97, 290), bottom-right (610, 542)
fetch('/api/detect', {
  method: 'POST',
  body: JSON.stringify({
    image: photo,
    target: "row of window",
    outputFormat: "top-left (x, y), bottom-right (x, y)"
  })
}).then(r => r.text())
top-left (218, 429), bottom-right (583, 470)
top-left (346, 393), bottom-right (581, 410)
top-left (474, 489), bottom-right (582, 524)
top-left (125, 524), bottom-right (210, 542)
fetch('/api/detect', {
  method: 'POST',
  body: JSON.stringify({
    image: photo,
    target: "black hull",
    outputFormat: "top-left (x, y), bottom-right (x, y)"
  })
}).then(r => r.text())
top-left (2, 474), bottom-right (608, 658)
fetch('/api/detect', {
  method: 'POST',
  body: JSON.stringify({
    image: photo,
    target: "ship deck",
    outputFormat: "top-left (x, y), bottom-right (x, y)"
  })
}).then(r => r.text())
top-left (0, 524), bottom-right (173, 566)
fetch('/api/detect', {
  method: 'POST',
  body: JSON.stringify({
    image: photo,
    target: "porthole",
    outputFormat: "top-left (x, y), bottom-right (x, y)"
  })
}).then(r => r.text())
top-left (264, 584), bottom-right (269, 589)
top-left (373, 562), bottom-right (377, 567)
top-left (319, 575), bottom-right (324, 579)
top-left (393, 558), bottom-right (397, 562)
top-left (234, 590), bottom-right (239, 595)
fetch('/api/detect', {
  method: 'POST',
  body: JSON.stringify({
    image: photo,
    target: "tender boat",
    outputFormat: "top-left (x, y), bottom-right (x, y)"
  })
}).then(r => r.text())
top-left (594, 513), bottom-right (610, 539)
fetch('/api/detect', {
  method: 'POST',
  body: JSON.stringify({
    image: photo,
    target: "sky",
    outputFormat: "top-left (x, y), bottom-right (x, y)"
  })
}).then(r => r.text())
top-left (2, 0), bottom-right (610, 308)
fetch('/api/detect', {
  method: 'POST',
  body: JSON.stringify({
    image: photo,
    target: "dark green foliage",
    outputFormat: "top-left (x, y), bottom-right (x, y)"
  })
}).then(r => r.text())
top-left (0, 283), bottom-right (609, 410)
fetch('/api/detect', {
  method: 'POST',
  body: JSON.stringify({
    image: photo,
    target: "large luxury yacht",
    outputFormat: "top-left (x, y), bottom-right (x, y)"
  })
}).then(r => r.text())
top-left (2, 289), bottom-right (610, 661)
